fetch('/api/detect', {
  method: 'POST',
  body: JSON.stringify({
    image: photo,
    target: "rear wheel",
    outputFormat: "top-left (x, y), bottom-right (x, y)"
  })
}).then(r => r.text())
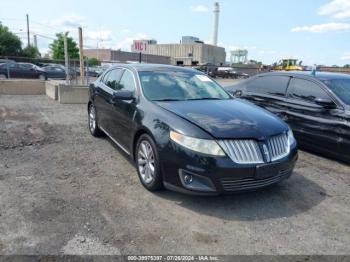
top-left (0, 73), bottom-right (7, 79)
top-left (136, 134), bottom-right (163, 191)
top-left (88, 104), bottom-right (103, 137)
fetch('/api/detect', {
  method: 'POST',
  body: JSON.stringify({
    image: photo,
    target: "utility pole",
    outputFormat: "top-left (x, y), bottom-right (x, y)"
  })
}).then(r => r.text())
top-left (26, 14), bottom-right (30, 47)
top-left (33, 34), bottom-right (38, 48)
top-left (78, 27), bottom-right (85, 85)
top-left (64, 32), bottom-right (69, 84)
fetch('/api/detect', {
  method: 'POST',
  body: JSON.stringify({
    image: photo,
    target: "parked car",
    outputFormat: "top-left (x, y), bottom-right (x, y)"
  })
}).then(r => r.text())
top-left (216, 68), bottom-right (239, 79)
top-left (0, 62), bottom-right (47, 80)
top-left (42, 65), bottom-right (69, 79)
top-left (88, 64), bottom-right (298, 195)
top-left (225, 71), bottom-right (350, 163)
top-left (0, 59), bottom-right (15, 64)
top-left (216, 68), bottom-right (249, 79)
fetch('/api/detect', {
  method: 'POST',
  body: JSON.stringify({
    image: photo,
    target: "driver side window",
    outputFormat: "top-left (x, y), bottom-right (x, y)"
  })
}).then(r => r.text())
top-left (104, 68), bottom-right (124, 90)
top-left (118, 70), bottom-right (136, 93)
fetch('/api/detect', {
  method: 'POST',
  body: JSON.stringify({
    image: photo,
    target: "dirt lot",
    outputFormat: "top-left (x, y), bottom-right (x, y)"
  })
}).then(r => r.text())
top-left (0, 95), bottom-right (349, 255)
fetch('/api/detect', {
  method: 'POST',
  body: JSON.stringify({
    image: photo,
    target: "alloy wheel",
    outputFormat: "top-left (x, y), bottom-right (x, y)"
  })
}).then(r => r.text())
top-left (137, 140), bottom-right (155, 184)
top-left (89, 105), bottom-right (96, 133)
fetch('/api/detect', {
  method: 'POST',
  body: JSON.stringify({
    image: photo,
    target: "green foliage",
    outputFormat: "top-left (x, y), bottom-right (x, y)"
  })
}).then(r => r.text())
top-left (0, 24), bottom-right (22, 56)
top-left (50, 33), bottom-right (79, 60)
top-left (88, 57), bottom-right (101, 66)
top-left (21, 46), bottom-right (41, 58)
top-left (344, 64), bottom-right (350, 68)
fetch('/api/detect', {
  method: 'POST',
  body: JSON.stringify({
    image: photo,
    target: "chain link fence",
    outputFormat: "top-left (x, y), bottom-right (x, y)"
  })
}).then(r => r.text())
top-left (0, 56), bottom-right (100, 85)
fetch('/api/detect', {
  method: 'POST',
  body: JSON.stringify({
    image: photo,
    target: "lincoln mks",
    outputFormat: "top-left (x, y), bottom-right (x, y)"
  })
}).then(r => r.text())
top-left (88, 64), bottom-right (298, 194)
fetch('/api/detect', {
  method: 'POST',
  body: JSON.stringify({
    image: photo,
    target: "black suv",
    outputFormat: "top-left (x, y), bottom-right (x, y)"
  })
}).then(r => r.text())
top-left (225, 71), bottom-right (350, 163)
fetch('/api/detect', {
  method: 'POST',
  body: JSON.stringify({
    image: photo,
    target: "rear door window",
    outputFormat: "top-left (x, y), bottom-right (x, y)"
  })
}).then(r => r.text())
top-left (287, 78), bottom-right (330, 103)
top-left (247, 75), bottom-right (290, 96)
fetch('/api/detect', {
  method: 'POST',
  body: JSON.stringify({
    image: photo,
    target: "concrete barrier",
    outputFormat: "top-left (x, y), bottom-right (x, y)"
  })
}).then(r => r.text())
top-left (0, 79), bottom-right (45, 95)
top-left (45, 81), bottom-right (59, 100)
top-left (58, 84), bottom-right (89, 104)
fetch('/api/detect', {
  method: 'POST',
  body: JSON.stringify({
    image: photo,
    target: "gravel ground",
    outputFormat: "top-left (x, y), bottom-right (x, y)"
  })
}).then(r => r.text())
top-left (0, 95), bottom-right (349, 255)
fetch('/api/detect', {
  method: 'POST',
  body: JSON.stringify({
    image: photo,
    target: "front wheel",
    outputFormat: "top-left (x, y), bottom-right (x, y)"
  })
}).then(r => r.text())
top-left (136, 134), bottom-right (163, 191)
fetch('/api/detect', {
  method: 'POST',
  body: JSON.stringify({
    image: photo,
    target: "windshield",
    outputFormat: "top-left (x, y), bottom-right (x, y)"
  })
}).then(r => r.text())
top-left (139, 70), bottom-right (230, 101)
top-left (322, 79), bottom-right (350, 105)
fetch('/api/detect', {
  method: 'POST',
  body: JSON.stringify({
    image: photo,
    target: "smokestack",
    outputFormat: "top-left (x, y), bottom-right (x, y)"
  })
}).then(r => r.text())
top-left (212, 2), bottom-right (219, 46)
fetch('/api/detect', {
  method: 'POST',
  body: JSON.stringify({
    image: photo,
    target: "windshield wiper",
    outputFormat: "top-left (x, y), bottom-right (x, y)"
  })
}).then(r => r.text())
top-left (153, 98), bottom-right (183, 101)
top-left (186, 97), bottom-right (222, 101)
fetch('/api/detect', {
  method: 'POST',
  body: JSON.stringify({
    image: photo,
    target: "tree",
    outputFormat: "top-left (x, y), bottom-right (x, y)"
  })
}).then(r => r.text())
top-left (0, 23), bottom-right (22, 56)
top-left (50, 33), bottom-right (79, 60)
top-left (88, 57), bottom-right (101, 66)
top-left (21, 46), bottom-right (41, 58)
top-left (344, 64), bottom-right (350, 68)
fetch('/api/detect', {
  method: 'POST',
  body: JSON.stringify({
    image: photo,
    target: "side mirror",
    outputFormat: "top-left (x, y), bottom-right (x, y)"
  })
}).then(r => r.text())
top-left (112, 90), bottom-right (134, 101)
top-left (314, 98), bottom-right (336, 109)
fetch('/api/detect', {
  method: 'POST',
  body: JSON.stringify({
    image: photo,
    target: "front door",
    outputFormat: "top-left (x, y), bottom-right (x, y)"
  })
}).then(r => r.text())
top-left (108, 69), bottom-right (137, 150)
top-left (94, 68), bottom-right (124, 133)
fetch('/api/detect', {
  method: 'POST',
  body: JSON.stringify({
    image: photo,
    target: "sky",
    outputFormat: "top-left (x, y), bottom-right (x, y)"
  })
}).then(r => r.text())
top-left (0, 0), bottom-right (350, 66)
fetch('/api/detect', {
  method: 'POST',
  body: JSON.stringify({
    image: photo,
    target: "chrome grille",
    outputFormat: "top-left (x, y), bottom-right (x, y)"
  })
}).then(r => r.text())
top-left (267, 133), bottom-right (289, 161)
top-left (220, 167), bottom-right (292, 192)
top-left (218, 140), bottom-right (264, 164)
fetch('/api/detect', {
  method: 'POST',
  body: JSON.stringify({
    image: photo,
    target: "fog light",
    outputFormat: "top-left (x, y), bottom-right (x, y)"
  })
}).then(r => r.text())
top-left (183, 174), bottom-right (193, 184)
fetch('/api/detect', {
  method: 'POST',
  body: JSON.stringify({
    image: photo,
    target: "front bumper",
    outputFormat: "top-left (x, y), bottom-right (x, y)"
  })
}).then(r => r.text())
top-left (160, 142), bottom-right (298, 195)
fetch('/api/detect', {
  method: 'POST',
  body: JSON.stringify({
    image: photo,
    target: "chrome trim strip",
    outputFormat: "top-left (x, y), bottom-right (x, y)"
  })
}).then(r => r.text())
top-left (100, 126), bottom-right (130, 155)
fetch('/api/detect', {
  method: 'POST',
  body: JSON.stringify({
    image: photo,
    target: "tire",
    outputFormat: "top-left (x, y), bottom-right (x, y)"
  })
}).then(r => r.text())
top-left (38, 74), bottom-right (46, 80)
top-left (135, 134), bottom-right (163, 191)
top-left (88, 103), bottom-right (103, 137)
top-left (0, 73), bottom-right (7, 79)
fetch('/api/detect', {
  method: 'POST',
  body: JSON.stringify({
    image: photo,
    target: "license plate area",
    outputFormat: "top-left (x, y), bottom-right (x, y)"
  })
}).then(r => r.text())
top-left (255, 163), bottom-right (280, 179)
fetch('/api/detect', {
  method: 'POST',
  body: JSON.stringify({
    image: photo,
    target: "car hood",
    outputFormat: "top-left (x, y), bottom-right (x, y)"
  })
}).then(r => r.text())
top-left (156, 99), bottom-right (288, 139)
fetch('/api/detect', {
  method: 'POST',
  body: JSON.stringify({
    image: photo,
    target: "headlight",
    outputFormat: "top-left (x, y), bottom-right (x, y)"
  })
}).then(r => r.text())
top-left (170, 131), bottom-right (225, 156)
top-left (287, 129), bottom-right (296, 147)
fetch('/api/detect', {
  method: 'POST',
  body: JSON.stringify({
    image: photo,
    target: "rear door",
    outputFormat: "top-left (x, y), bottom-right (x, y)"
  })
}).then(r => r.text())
top-left (18, 64), bottom-right (34, 78)
top-left (242, 75), bottom-right (291, 120)
top-left (285, 77), bottom-right (342, 154)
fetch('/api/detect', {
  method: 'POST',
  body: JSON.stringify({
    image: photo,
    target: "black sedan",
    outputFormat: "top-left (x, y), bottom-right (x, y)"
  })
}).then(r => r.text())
top-left (88, 64), bottom-right (298, 195)
top-left (0, 62), bottom-right (47, 80)
top-left (42, 65), bottom-right (76, 80)
top-left (225, 71), bottom-right (350, 163)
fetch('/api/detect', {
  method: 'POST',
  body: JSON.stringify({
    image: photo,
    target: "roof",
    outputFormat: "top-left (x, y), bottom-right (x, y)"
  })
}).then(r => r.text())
top-left (258, 71), bottom-right (350, 81)
top-left (110, 63), bottom-right (199, 73)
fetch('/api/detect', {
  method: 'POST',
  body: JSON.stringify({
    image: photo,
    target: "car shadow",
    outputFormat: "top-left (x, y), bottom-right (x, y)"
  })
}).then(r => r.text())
top-left (155, 172), bottom-right (327, 221)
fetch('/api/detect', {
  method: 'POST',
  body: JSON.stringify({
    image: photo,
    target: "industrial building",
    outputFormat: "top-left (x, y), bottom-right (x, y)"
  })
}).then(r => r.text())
top-left (141, 42), bottom-right (225, 66)
top-left (85, 2), bottom-right (224, 66)
top-left (131, 2), bottom-right (225, 66)
top-left (84, 49), bottom-right (171, 64)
